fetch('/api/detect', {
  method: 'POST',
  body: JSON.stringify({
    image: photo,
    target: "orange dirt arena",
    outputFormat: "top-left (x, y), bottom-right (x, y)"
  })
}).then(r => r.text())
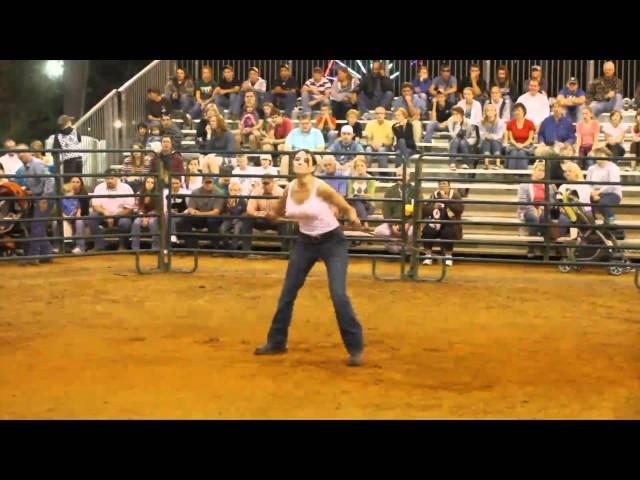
top-left (1, 255), bottom-right (639, 419)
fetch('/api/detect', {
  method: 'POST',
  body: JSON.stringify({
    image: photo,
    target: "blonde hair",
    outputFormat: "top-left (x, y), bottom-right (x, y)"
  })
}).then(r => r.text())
top-left (481, 102), bottom-right (498, 127)
top-left (63, 183), bottom-right (73, 194)
top-left (395, 107), bottom-right (408, 119)
top-left (563, 161), bottom-right (584, 180)
top-left (346, 109), bottom-right (359, 120)
top-left (352, 155), bottom-right (368, 169)
top-left (533, 159), bottom-right (545, 170)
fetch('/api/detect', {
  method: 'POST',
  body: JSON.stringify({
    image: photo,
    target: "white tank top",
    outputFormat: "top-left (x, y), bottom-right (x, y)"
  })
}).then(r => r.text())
top-left (285, 178), bottom-right (339, 236)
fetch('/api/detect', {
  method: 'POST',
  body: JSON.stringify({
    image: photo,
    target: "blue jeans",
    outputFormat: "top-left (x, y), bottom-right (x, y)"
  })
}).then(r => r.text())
top-left (241, 217), bottom-right (289, 251)
top-left (330, 99), bottom-right (356, 120)
top-left (449, 138), bottom-right (473, 167)
top-left (357, 91), bottom-right (393, 114)
top-left (365, 145), bottom-right (390, 168)
top-left (590, 94), bottom-right (623, 118)
top-left (87, 212), bottom-right (132, 249)
top-left (565, 107), bottom-right (582, 124)
top-left (504, 145), bottom-right (532, 170)
top-left (166, 94), bottom-right (194, 113)
top-left (480, 139), bottom-right (503, 155)
top-left (131, 216), bottom-right (159, 250)
top-left (215, 93), bottom-right (242, 117)
top-left (350, 199), bottom-right (374, 220)
top-left (301, 92), bottom-right (329, 114)
top-left (394, 139), bottom-right (415, 168)
top-left (423, 121), bottom-right (448, 143)
top-left (265, 91), bottom-right (297, 117)
top-left (189, 101), bottom-right (215, 119)
top-left (523, 210), bottom-right (543, 236)
top-left (593, 192), bottom-right (621, 221)
top-left (265, 228), bottom-right (364, 355)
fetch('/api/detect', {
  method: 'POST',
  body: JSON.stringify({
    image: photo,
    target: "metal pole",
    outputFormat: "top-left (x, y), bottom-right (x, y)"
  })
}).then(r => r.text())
top-left (587, 60), bottom-right (595, 85)
top-left (483, 59), bottom-right (491, 86)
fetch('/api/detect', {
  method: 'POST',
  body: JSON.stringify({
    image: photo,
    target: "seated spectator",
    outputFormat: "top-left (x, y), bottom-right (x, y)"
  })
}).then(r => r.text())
top-left (256, 154), bottom-right (279, 177)
top-left (504, 103), bottom-right (536, 170)
top-left (27, 198), bottom-right (53, 263)
top-left (602, 110), bottom-right (628, 161)
top-left (122, 143), bottom-right (151, 192)
top-left (131, 176), bottom-right (159, 251)
top-left (345, 109), bottom-right (363, 141)
top-left (30, 140), bottom-right (53, 170)
top-left (191, 65), bottom-right (218, 120)
top-left (240, 66), bottom-right (267, 109)
top-left (145, 123), bottom-right (162, 150)
top-left (213, 65), bottom-right (242, 120)
top-left (265, 63), bottom-right (298, 118)
top-left (421, 179), bottom-right (463, 266)
top-left (522, 65), bottom-right (548, 97)
top-left (320, 155), bottom-right (347, 197)
top-left (68, 175), bottom-right (91, 222)
top-left (534, 102), bottom-right (576, 158)
top-left (177, 175), bottom-right (225, 250)
top-left (150, 136), bottom-right (185, 184)
top-left (169, 176), bottom-right (189, 243)
top-left (423, 91), bottom-right (452, 143)
top-left (262, 108), bottom-right (293, 153)
top-left (456, 87), bottom-right (482, 125)
top-left (357, 61), bottom-right (394, 115)
top-left (492, 65), bottom-right (518, 104)
top-left (195, 105), bottom-right (220, 147)
top-left (575, 106), bottom-right (600, 168)
top-left (447, 106), bottom-right (478, 170)
top-left (347, 156), bottom-right (376, 228)
top-left (219, 181), bottom-right (248, 254)
top-left (374, 172), bottom-right (418, 254)
top-left (53, 114), bottom-right (83, 181)
top-left (330, 125), bottom-right (364, 172)
top-left (392, 108), bottom-right (417, 167)
top-left (587, 147), bottom-right (622, 224)
top-left (364, 107), bottom-right (394, 169)
top-left (629, 110), bottom-right (640, 171)
top-left (232, 155), bottom-right (257, 196)
top-left (244, 175), bottom-right (286, 251)
top-left (282, 113), bottom-right (325, 175)
top-left (429, 64), bottom-right (458, 106)
top-left (15, 144), bottom-right (54, 197)
top-left (392, 82), bottom-right (426, 144)
top-left (164, 67), bottom-right (195, 115)
top-left (160, 114), bottom-right (183, 151)
top-left (236, 90), bottom-right (263, 149)
top-left (479, 103), bottom-right (506, 169)
top-left (88, 169), bottom-right (135, 251)
top-left (556, 77), bottom-right (586, 124)
top-left (586, 61), bottom-right (624, 119)
top-left (62, 182), bottom-right (86, 254)
top-left (315, 103), bottom-right (338, 146)
top-left (488, 85), bottom-right (511, 122)
top-left (330, 66), bottom-right (359, 120)
top-left (516, 79), bottom-right (550, 127)
top-left (556, 161), bottom-right (592, 236)
top-left (145, 87), bottom-right (173, 123)
top-left (411, 64), bottom-right (432, 108)
top-left (201, 114), bottom-right (236, 174)
top-left (550, 144), bottom-right (576, 188)
top-left (301, 67), bottom-right (332, 114)
top-left (133, 122), bottom-right (149, 146)
top-left (184, 158), bottom-right (203, 192)
top-left (457, 63), bottom-right (488, 105)
top-left (1, 138), bottom-right (22, 176)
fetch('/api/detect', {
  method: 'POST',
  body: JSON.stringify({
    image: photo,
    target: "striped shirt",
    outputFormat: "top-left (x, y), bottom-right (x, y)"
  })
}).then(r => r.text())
top-left (304, 77), bottom-right (332, 98)
top-left (122, 155), bottom-right (152, 175)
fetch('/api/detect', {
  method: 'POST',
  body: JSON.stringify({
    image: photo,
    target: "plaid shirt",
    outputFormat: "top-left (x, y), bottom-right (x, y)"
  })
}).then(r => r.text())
top-left (586, 75), bottom-right (623, 103)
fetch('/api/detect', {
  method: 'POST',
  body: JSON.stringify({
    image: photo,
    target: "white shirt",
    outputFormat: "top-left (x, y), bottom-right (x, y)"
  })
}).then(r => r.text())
top-left (516, 93), bottom-right (550, 127)
top-left (602, 123), bottom-right (628, 142)
top-left (91, 181), bottom-right (136, 214)
top-left (456, 99), bottom-right (483, 125)
top-left (285, 178), bottom-right (339, 236)
top-left (232, 165), bottom-right (258, 195)
top-left (0, 154), bottom-right (22, 175)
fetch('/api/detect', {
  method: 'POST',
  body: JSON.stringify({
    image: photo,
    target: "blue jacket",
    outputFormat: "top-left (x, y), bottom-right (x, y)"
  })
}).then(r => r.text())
top-left (538, 115), bottom-right (576, 145)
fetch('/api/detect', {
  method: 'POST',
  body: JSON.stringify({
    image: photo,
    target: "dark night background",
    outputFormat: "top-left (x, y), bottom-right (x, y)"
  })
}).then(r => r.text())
top-left (0, 60), bottom-right (150, 144)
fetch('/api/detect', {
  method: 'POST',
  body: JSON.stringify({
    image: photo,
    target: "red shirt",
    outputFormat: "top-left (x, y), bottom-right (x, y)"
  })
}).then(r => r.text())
top-left (271, 117), bottom-right (293, 140)
top-left (316, 115), bottom-right (337, 131)
top-left (507, 118), bottom-right (535, 144)
top-left (533, 183), bottom-right (545, 202)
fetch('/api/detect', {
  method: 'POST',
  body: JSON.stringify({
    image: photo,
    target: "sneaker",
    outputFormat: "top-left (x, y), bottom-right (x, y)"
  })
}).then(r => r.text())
top-left (170, 235), bottom-right (178, 244)
top-left (71, 247), bottom-right (83, 254)
top-left (461, 164), bottom-right (470, 169)
top-left (445, 259), bottom-right (453, 266)
top-left (623, 166), bottom-right (632, 172)
top-left (449, 164), bottom-right (457, 171)
top-left (347, 352), bottom-right (363, 367)
top-left (422, 258), bottom-right (433, 265)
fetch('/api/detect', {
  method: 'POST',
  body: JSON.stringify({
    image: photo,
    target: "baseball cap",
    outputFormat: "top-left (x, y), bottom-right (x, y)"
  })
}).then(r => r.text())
top-left (531, 65), bottom-right (542, 71)
top-left (57, 114), bottom-right (75, 126)
top-left (249, 66), bottom-right (259, 74)
top-left (341, 125), bottom-right (354, 135)
top-left (567, 77), bottom-right (578, 84)
top-left (260, 154), bottom-right (272, 162)
top-left (279, 63), bottom-right (290, 71)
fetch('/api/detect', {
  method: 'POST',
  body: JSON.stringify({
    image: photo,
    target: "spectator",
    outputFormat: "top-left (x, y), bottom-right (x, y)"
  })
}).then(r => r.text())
top-left (262, 108), bottom-right (293, 153)
top-left (429, 64), bottom-right (458, 106)
top-left (516, 79), bottom-right (550, 127)
top-left (373, 172), bottom-right (418, 254)
top-left (364, 107), bottom-right (394, 169)
top-left (628, 110), bottom-right (640, 171)
top-left (25, 198), bottom-right (53, 264)
top-left (145, 123), bottom-right (162, 150)
top-left (504, 103), bottom-right (536, 170)
top-left (456, 87), bottom-right (482, 125)
top-left (315, 103), bottom-right (338, 146)
top-left (201, 114), bottom-right (236, 174)
top-left (240, 66), bottom-right (267, 109)
top-left (282, 113), bottom-right (325, 175)
top-left (587, 147), bottom-right (622, 224)
top-left (232, 155), bottom-right (257, 196)
top-left (357, 61), bottom-right (394, 115)
top-left (330, 125), bottom-right (364, 172)
top-left (62, 183), bottom-right (86, 254)
top-left (634, 82), bottom-right (640, 109)
top-left (53, 114), bottom-right (83, 181)
top-left (586, 61), bottom-right (624, 118)
top-left (602, 110), bottom-right (628, 161)
top-left (421, 179), bottom-right (464, 266)
top-left (169, 176), bottom-right (189, 244)
top-left (492, 65), bottom-right (517, 104)
top-left (266, 63), bottom-right (298, 118)
top-left (488, 85), bottom-right (511, 121)
top-left (160, 113), bottom-right (183, 151)
top-left (556, 161), bottom-right (592, 236)
top-left (15, 144), bottom-right (54, 197)
top-left (177, 175), bottom-right (225, 250)
top-left (256, 154), bottom-right (279, 177)
top-left (447, 106), bottom-right (478, 170)
top-left (88, 169), bottom-right (135, 251)
top-left (122, 143), bottom-right (152, 192)
top-left (195, 106), bottom-right (218, 147)
top-left (345, 108), bottom-right (363, 141)
top-left (329, 66), bottom-right (359, 120)
top-left (183, 158), bottom-right (203, 192)
top-left (133, 122), bottom-right (149, 146)
top-left (219, 181), bottom-right (248, 254)
top-left (523, 65), bottom-right (548, 97)
top-left (244, 175), bottom-right (287, 251)
top-left (164, 67), bottom-right (195, 115)
top-left (236, 90), bottom-right (263, 149)
top-left (150, 136), bottom-right (185, 184)
top-left (145, 87), bottom-right (173, 123)
top-left (575, 106), bottom-right (600, 168)
top-left (347, 156), bottom-right (376, 228)
top-left (301, 67), bottom-right (332, 114)
top-left (320, 156), bottom-right (347, 197)
top-left (214, 65), bottom-right (242, 120)
top-left (30, 140), bottom-right (53, 170)
top-left (131, 176), bottom-right (159, 251)
top-left (534, 102), bottom-right (577, 158)
top-left (392, 108), bottom-right (417, 167)
top-left (68, 176), bottom-right (91, 219)
top-left (392, 82), bottom-right (426, 144)
top-left (423, 91), bottom-right (452, 143)
top-left (65, 175), bottom-right (91, 250)
top-left (411, 64), bottom-right (432, 108)
top-left (191, 65), bottom-right (218, 120)
top-left (457, 63), bottom-right (488, 105)
top-left (479, 103), bottom-right (506, 169)
top-left (1, 139), bottom-right (22, 175)
top-left (550, 144), bottom-right (577, 188)
top-left (556, 77), bottom-right (586, 123)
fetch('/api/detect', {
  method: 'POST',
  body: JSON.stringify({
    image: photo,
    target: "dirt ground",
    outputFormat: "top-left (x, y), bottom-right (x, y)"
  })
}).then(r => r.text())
top-left (1, 255), bottom-right (639, 419)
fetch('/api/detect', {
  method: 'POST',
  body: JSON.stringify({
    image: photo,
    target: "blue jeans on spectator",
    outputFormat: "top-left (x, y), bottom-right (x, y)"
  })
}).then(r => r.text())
top-left (504, 145), bottom-right (533, 170)
top-left (64, 217), bottom-right (86, 251)
top-left (177, 216), bottom-right (222, 250)
top-left (449, 138), bottom-right (474, 167)
top-left (590, 94), bottom-right (623, 118)
top-left (264, 228), bottom-right (364, 355)
top-left (365, 145), bottom-right (390, 168)
top-left (131, 216), bottom-right (159, 250)
top-left (523, 210), bottom-right (543, 236)
top-left (558, 212), bottom-right (575, 236)
top-left (331, 99), bottom-right (357, 120)
top-left (301, 93), bottom-right (330, 114)
top-left (350, 198), bottom-right (374, 220)
top-left (241, 217), bottom-right (289, 251)
top-left (357, 91), bottom-right (393, 114)
top-left (395, 139), bottom-right (415, 168)
top-left (215, 93), bottom-right (242, 118)
top-left (592, 192), bottom-right (621, 221)
top-left (87, 211), bottom-right (132, 250)
top-left (265, 91), bottom-right (297, 117)
top-left (166, 94), bottom-right (194, 113)
top-left (189, 101), bottom-right (215, 120)
top-left (423, 121), bottom-right (448, 143)
top-left (480, 139), bottom-right (503, 155)
top-left (28, 202), bottom-right (52, 258)
top-left (565, 106), bottom-right (583, 124)
top-left (220, 219), bottom-right (244, 251)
